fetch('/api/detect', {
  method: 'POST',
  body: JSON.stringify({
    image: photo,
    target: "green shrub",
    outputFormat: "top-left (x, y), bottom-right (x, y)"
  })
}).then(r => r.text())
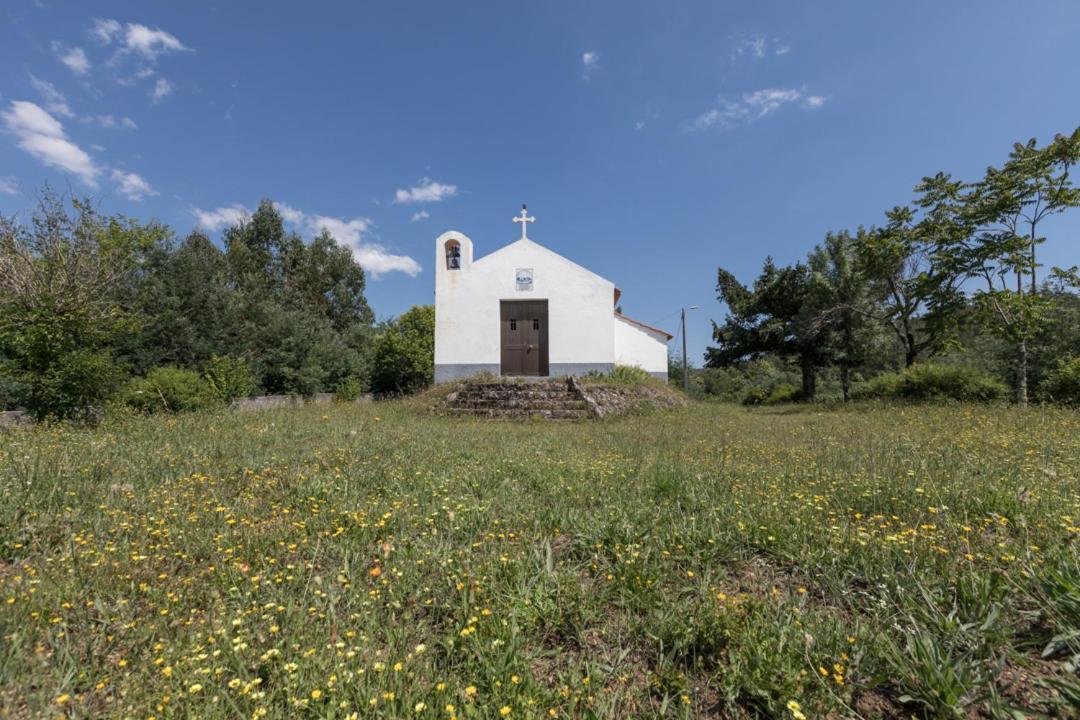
top-left (118, 367), bottom-right (216, 414)
top-left (14, 348), bottom-right (125, 421)
top-left (586, 364), bottom-right (654, 386)
top-left (763, 383), bottom-right (800, 405)
top-left (370, 305), bottom-right (434, 396)
top-left (334, 377), bottom-right (364, 402)
top-left (203, 355), bottom-right (256, 403)
top-left (741, 386), bottom-right (769, 406)
top-left (854, 364), bottom-right (1007, 402)
top-left (1039, 355), bottom-right (1080, 405)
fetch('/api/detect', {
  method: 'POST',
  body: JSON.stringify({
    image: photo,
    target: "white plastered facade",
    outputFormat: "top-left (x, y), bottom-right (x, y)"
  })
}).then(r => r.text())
top-left (434, 231), bottom-right (671, 383)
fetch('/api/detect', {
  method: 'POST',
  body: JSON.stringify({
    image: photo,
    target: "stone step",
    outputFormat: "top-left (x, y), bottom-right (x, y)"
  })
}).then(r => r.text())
top-left (453, 391), bottom-right (578, 403)
top-left (450, 399), bottom-right (588, 411)
top-left (444, 407), bottom-right (591, 420)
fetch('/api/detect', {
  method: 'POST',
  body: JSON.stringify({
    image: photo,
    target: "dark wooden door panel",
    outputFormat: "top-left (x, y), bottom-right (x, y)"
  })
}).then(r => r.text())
top-left (501, 301), bottom-right (548, 376)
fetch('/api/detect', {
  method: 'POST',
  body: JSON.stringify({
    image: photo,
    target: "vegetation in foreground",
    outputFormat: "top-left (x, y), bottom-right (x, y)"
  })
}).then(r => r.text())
top-left (2, 402), bottom-right (1078, 718)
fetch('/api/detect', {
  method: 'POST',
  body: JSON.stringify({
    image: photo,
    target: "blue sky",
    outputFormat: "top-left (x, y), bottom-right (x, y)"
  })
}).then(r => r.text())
top-left (3, 1), bottom-right (1079, 363)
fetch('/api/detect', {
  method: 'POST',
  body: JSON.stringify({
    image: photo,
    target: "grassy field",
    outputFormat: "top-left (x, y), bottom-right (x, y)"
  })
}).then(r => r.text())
top-left (1, 401), bottom-right (1078, 719)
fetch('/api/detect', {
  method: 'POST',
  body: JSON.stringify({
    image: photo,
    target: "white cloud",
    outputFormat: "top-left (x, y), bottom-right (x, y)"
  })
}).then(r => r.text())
top-left (582, 51), bottom-right (599, 79)
top-left (195, 201), bottom-right (422, 277)
top-left (1, 100), bottom-right (100, 187)
top-left (193, 204), bottom-right (251, 231)
top-left (54, 44), bottom-right (90, 75)
top-left (0, 176), bottom-right (19, 195)
top-left (410, 210), bottom-right (429, 222)
top-left (123, 23), bottom-right (188, 59)
top-left (91, 18), bottom-right (122, 44)
top-left (111, 169), bottom-right (156, 200)
top-left (28, 74), bottom-right (73, 118)
top-left (274, 202), bottom-right (421, 278)
top-left (93, 19), bottom-right (189, 59)
top-left (151, 77), bottom-right (173, 103)
top-left (689, 87), bottom-right (824, 130)
top-left (732, 34), bottom-right (791, 61)
top-left (393, 177), bottom-right (457, 204)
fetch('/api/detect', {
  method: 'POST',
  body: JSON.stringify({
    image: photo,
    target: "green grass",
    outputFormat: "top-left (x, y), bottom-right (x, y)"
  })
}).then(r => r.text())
top-left (1, 401), bottom-right (1078, 718)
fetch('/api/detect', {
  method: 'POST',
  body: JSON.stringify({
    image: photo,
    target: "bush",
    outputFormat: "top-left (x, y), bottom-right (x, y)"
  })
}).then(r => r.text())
top-left (764, 383), bottom-right (800, 405)
top-left (587, 364), bottom-right (654, 385)
top-left (335, 377), bottom-right (364, 402)
top-left (203, 355), bottom-right (256, 403)
top-left (853, 364), bottom-right (1007, 402)
top-left (16, 348), bottom-right (125, 421)
top-left (118, 367), bottom-right (216, 414)
top-left (741, 382), bottom-right (801, 406)
top-left (370, 305), bottom-right (435, 396)
top-left (1039, 355), bottom-right (1080, 405)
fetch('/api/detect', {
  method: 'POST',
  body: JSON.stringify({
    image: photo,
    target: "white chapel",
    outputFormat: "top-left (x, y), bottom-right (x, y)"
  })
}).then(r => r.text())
top-left (434, 206), bottom-right (672, 383)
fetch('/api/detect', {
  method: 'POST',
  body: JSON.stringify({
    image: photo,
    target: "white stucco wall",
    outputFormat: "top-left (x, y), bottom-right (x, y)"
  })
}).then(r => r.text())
top-left (614, 315), bottom-right (670, 375)
top-left (435, 233), bottom-right (616, 379)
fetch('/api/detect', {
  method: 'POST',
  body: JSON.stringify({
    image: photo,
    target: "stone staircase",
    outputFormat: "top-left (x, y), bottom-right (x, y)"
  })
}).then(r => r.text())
top-left (442, 378), bottom-right (596, 420)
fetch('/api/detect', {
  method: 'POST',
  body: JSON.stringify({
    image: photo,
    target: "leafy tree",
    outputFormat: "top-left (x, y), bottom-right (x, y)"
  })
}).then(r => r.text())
top-left (930, 130), bottom-right (1080, 404)
top-left (856, 208), bottom-right (963, 366)
top-left (707, 259), bottom-right (826, 400)
top-left (371, 305), bottom-right (435, 396)
top-left (806, 229), bottom-right (890, 400)
top-left (0, 191), bottom-right (160, 419)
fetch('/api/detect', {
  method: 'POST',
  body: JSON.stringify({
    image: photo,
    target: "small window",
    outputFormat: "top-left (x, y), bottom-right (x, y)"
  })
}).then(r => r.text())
top-left (445, 240), bottom-right (461, 270)
top-left (510, 319), bottom-right (517, 330)
top-left (533, 319), bottom-right (540, 330)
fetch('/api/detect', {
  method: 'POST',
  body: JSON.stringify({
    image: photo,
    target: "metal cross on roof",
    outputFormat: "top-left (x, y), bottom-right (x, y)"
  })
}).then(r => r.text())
top-left (512, 204), bottom-right (535, 240)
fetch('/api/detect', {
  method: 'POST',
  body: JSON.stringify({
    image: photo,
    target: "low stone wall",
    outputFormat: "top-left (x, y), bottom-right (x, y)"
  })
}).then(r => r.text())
top-left (0, 410), bottom-right (30, 427)
top-left (231, 393), bottom-right (371, 410)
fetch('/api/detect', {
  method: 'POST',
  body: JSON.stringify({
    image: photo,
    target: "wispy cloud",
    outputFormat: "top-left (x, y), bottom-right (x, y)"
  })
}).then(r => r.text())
top-left (93, 19), bottom-right (189, 59)
top-left (110, 169), bottom-right (156, 200)
top-left (275, 202), bottom-right (421, 278)
top-left (393, 178), bottom-right (457, 204)
top-left (28, 74), bottom-right (73, 118)
top-left (193, 202), bottom-right (422, 278)
top-left (731, 33), bottom-right (790, 61)
top-left (1, 100), bottom-right (100, 187)
top-left (151, 77), bottom-right (173, 104)
top-left (91, 18), bottom-right (123, 45)
top-left (410, 210), bottom-right (430, 222)
top-left (0, 176), bottom-right (19, 195)
top-left (582, 51), bottom-right (600, 80)
top-left (688, 87), bottom-right (825, 130)
top-left (53, 43), bottom-right (90, 75)
top-left (193, 204), bottom-right (251, 232)
top-left (90, 114), bottom-right (138, 130)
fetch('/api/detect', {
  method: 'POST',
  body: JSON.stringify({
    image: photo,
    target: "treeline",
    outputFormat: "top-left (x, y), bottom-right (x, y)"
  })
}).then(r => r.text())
top-left (705, 128), bottom-right (1080, 405)
top-left (0, 193), bottom-right (433, 419)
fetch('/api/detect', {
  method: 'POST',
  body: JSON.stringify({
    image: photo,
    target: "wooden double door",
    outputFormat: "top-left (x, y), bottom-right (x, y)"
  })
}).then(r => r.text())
top-left (500, 300), bottom-right (549, 376)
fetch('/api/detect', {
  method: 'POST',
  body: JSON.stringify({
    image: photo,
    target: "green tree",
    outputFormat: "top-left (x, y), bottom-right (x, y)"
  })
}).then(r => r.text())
top-left (0, 191), bottom-right (160, 419)
top-left (370, 305), bottom-right (435, 396)
top-left (707, 259), bottom-right (826, 401)
top-left (931, 130), bottom-right (1080, 404)
top-left (806, 229), bottom-right (889, 400)
top-left (856, 208), bottom-right (963, 367)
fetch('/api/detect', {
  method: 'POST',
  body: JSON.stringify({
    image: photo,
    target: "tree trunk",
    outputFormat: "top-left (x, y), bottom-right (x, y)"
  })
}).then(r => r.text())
top-left (840, 364), bottom-right (851, 402)
top-left (1016, 338), bottom-right (1028, 406)
top-left (800, 356), bottom-right (817, 402)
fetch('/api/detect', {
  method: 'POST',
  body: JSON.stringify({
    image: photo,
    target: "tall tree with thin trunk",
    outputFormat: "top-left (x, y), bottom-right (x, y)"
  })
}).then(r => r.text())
top-left (932, 130), bottom-right (1080, 404)
top-left (856, 208), bottom-right (963, 367)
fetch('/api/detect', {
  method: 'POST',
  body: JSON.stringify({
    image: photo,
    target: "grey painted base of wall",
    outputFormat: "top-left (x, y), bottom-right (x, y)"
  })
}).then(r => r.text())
top-left (649, 371), bottom-right (668, 381)
top-left (434, 363), bottom-right (616, 384)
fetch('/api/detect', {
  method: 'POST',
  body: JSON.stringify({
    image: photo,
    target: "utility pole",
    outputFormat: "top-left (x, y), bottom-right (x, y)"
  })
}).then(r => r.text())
top-left (681, 308), bottom-right (688, 392)
top-left (681, 305), bottom-right (698, 392)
